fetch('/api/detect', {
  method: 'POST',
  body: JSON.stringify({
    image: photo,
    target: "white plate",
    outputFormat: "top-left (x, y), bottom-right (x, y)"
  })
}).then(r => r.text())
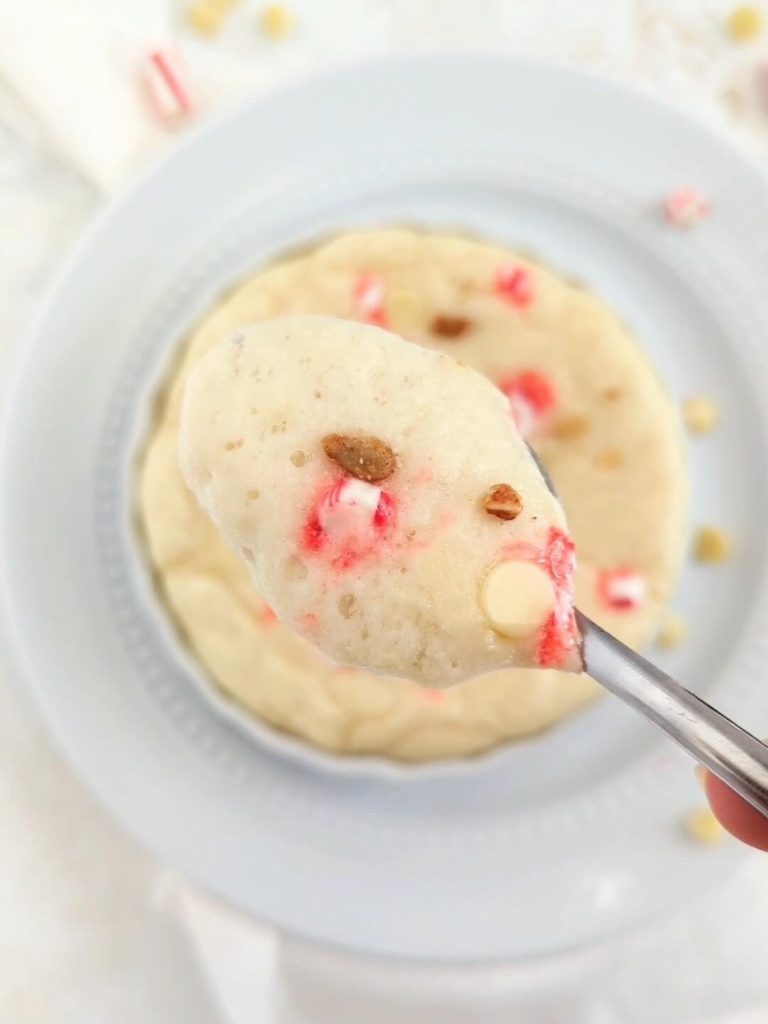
top-left (3, 56), bottom-right (768, 963)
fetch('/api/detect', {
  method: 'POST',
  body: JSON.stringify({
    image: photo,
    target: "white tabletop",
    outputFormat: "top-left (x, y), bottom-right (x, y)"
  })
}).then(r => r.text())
top-left (3, 1), bottom-right (768, 1021)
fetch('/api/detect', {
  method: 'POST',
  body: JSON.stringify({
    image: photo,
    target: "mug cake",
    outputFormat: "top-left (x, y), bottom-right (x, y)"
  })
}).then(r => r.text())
top-left (138, 229), bottom-right (688, 761)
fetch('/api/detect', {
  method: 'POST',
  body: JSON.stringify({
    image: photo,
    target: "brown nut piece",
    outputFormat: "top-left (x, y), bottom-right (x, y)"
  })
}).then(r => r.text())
top-left (483, 484), bottom-right (523, 521)
top-left (430, 315), bottom-right (472, 339)
top-left (322, 433), bottom-right (397, 482)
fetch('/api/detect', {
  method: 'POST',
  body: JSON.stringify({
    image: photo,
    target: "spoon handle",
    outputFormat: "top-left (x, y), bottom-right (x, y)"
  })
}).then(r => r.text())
top-left (579, 612), bottom-right (768, 818)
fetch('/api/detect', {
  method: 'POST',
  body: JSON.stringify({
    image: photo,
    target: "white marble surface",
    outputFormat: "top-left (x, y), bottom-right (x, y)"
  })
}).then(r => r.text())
top-left (4, 1), bottom-right (768, 1021)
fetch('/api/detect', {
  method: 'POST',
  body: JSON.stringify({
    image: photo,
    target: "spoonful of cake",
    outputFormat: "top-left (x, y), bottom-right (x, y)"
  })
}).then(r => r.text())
top-left (179, 315), bottom-right (583, 688)
top-left (179, 314), bottom-right (768, 818)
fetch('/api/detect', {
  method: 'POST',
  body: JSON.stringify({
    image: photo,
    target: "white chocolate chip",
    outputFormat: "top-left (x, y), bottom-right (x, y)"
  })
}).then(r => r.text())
top-left (481, 561), bottom-right (555, 639)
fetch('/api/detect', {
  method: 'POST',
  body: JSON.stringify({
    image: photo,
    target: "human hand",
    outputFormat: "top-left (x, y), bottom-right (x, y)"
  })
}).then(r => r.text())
top-left (701, 769), bottom-right (768, 851)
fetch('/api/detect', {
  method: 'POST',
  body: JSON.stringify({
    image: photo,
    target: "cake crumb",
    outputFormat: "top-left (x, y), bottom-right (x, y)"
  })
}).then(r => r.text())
top-left (685, 807), bottom-right (725, 845)
top-left (683, 395), bottom-right (719, 434)
top-left (656, 612), bottom-right (687, 649)
top-left (694, 526), bottom-right (731, 564)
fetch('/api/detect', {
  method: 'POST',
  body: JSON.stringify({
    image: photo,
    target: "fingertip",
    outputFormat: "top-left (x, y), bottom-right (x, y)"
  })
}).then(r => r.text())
top-left (703, 771), bottom-right (768, 852)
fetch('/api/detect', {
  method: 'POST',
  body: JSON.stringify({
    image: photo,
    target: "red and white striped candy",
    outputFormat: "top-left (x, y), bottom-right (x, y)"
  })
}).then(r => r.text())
top-left (352, 274), bottom-right (388, 327)
top-left (318, 478), bottom-right (383, 535)
top-left (302, 477), bottom-right (396, 570)
top-left (497, 370), bottom-right (558, 438)
top-left (143, 48), bottom-right (194, 125)
top-left (495, 264), bottom-right (534, 308)
top-left (501, 528), bottom-right (581, 671)
top-left (597, 568), bottom-right (647, 612)
top-left (664, 187), bottom-right (710, 228)
top-left (536, 527), bottom-right (581, 670)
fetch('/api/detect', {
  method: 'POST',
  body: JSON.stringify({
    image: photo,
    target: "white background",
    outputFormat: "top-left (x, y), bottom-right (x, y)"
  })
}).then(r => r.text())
top-left (3, 1), bottom-right (768, 1021)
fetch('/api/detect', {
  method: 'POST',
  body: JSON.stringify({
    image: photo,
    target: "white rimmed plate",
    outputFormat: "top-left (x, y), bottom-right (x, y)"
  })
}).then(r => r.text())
top-left (2, 56), bottom-right (768, 963)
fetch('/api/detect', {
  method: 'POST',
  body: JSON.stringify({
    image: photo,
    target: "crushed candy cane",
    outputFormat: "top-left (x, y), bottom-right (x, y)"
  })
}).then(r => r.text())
top-left (317, 478), bottom-right (382, 533)
top-left (597, 568), bottom-right (647, 612)
top-left (495, 265), bottom-right (535, 308)
top-left (301, 477), bottom-right (396, 571)
top-left (664, 188), bottom-right (711, 228)
top-left (353, 274), bottom-right (389, 328)
top-left (498, 528), bottom-right (582, 670)
top-left (143, 49), bottom-right (194, 125)
top-left (497, 370), bottom-right (558, 438)
top-left (537, 528), bottom-right (581, 668)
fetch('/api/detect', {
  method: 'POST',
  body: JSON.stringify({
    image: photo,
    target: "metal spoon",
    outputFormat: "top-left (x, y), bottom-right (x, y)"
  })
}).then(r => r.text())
top-left (528, 443), bottom-right (768, 818)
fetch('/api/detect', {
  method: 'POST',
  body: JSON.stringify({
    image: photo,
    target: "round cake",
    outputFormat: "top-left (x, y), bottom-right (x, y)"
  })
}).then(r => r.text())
top-left (139, 229), bottom-right (688, 762)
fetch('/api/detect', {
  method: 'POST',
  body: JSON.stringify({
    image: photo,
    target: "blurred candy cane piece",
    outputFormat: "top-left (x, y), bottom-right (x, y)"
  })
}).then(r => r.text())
top-left (597, 568), bottom-right (647, 612)
top-left (143, 48), bottom-right (194, 125)
top-left (664, 187), bottom-right (710, 228)
top-left (495, 264), bottom-right (534, 307)
top-left (352, 273), bottom-right (389, 327)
